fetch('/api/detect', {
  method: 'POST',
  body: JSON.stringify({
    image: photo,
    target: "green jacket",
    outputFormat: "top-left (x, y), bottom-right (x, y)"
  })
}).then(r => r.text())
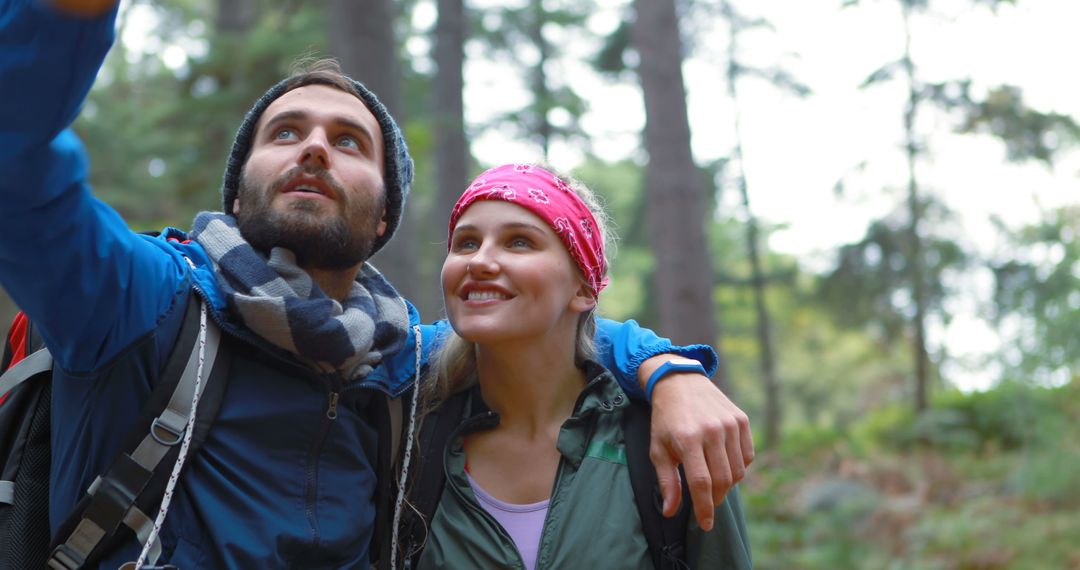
top-left (416, 362), bottom-right (753, 569)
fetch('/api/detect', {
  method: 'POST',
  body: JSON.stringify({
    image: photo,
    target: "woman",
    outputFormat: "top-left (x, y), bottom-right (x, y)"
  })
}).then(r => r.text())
top-left (395, 164), bottom-right (751, 569)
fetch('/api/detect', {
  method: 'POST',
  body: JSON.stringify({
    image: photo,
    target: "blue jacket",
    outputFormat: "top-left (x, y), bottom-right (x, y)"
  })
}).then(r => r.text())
top-left (0, 2), bottom-right (718, 568)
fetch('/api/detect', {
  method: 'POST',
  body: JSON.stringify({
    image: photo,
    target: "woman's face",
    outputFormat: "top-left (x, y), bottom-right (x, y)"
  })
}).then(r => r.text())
top-left (442, 201), bottom-right (595, 346)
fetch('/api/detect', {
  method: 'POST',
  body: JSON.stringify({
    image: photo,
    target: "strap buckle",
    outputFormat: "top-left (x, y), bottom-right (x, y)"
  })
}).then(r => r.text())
top-left (149, 417), bottom-right (185, 446)
top-left (47, 544), bottom-right (85, 570)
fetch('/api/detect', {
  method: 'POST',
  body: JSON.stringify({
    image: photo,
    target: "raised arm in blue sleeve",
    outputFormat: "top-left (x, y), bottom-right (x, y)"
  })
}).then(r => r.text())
top-left (0, 1), bottom-right (186, 372)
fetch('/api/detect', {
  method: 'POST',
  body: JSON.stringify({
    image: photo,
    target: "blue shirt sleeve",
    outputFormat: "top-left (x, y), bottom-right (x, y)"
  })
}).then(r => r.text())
top-left (594, 318), bottom-right (719, 400)
top-left (378, 312), bottom-right (719, 401)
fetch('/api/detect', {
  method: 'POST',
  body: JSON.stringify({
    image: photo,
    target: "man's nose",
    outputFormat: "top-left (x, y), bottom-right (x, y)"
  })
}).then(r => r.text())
top-left (299, 130), bottom-right (331, 169)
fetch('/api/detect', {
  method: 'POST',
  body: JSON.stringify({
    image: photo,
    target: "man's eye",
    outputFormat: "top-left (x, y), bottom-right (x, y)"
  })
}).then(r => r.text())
top-left (274, 129), bottom-right (298, 141)
top-left (336, 136), bottom-right (360, 150)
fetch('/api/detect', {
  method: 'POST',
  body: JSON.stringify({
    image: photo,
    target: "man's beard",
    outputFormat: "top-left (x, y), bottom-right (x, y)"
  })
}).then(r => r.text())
top-left (235, 166), bottom-right (385, 270)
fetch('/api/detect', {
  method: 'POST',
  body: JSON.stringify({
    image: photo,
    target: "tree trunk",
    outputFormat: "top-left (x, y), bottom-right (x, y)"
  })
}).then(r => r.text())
top-left (901, 2), bottom-right (931, 414)
top-left (328, 0), bottom-right (429, 312)
top-left (328, 0), bottom-right (402, 116)
top-left (216, 0), bottom-right (255, 34)
top-left (722, 0), bottom-right (780, 444)
top-left (432, 0), bottom-right (470, 233)
top-left (632, 0), bottom-right (729, 394)
top-left (528, 0), bottom-right (554, 160)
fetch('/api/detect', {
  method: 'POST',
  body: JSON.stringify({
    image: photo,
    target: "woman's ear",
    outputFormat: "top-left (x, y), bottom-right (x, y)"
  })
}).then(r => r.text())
top-left (569, 284), bottom-right (597, 314)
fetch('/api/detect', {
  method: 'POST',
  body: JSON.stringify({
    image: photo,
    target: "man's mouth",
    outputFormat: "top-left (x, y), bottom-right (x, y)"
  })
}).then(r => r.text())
top-left (288, 184), bottom-right (324, 195)
top-left (277, 171), bottom-right (338, 200)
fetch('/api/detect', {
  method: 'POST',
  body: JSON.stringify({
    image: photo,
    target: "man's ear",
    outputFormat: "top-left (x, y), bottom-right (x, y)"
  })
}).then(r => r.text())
top-left (232, 197), bottom-right (242, 215)
top-left (376, 207), bottom-right (388, 237)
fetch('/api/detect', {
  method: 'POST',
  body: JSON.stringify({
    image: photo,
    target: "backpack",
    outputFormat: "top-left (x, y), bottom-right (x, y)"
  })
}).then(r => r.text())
top-left (0, 294), bottom-right (230, 570)
top-left (395, 387), bottom-right (693, 570)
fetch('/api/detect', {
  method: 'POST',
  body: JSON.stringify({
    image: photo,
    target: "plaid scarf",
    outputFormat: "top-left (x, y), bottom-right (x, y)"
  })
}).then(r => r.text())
top-left (191, 212), bottom-right (409, 379)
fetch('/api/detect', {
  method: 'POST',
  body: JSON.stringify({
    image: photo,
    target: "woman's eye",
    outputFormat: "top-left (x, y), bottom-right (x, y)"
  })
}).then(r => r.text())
top-left (336, 136), bottom-right (360, 150)
top-left (510, 238), bottom-right (531, 249)
top-left (453, 238), bottom-right (479, 251)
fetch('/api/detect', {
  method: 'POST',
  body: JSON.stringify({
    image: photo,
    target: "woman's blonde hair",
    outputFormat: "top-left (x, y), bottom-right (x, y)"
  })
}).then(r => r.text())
top-left (422, 168), bottom-right (615, 408)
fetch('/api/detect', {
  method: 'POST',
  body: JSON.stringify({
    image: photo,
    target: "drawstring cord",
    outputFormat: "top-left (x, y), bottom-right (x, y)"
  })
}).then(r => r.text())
top-left (389, 325), bottom-right (422, 569)
top-left (133, 262), bottom-right (208, 569)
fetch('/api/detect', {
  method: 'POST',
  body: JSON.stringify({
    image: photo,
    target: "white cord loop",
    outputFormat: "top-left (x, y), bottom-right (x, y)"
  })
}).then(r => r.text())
top-left (389, 325), bottom-right (422, 569)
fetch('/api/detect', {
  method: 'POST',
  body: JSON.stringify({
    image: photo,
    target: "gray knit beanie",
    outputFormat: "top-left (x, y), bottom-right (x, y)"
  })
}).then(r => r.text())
top-left (221, 73), bottom-right (413, 255)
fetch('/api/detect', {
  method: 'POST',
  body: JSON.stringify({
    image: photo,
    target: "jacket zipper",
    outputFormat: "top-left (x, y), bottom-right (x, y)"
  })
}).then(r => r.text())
top-left (532, 377), bottom-right (608, 570)
top-left (193, 275), bottom-right (344, 549)
top-left (302, 371), bottom-right (345, 555)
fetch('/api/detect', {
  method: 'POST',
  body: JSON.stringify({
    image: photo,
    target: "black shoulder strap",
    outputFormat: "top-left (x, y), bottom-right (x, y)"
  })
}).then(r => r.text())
top-left (624, 399), bottom-right (692, 570)
top-left (0, 331), bottom-right (51, 399)
top-left (0, 312), bottom-right (49, 489)
top-left (396, 389), bottom-right (469, 570)
top-left (369, 390), bottom-right (401, 569)
top-left (0, 316), bottom-right (52, 569)
top-left (47, 294), bottom-right (231, 570)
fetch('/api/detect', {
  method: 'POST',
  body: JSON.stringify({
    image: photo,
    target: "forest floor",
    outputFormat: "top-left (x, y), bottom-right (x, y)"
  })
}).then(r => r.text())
top-left (742, 381), bottom-right (1080, 569)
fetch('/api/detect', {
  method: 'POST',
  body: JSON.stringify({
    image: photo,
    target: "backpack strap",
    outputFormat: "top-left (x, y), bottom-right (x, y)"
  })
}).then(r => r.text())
top-left (395, 388), bottom-right (469, 570)
top-left (623, 399), bottom-right (692, 570)
top-left (0, 347), bottom-right (52, 400)
top-left (0, 335), bottom-right (49, 504)
top-left (0, 313), bottom-right (52, 569)
top-left (47, 294), bottom-right (230, 570)
top-left (368, 389), bottom-right (400, 569)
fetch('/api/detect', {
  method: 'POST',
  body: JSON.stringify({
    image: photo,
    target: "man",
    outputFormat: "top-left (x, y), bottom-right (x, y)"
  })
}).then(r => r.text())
top-left (0, 0), bottom-right (752, 568)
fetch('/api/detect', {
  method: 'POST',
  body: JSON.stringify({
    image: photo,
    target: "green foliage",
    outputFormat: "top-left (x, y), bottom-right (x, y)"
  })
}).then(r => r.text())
top-left (854, 382), bottom-right (1073, 453)
top-left (77, 1), bottom-right (328, 228)
top-left (468, 0), bottom-right (593, 155)
top-left (948, 84), bottom-right (1080, 164)
top-left (990, 207), bottom-right (1080, 379)
top-left (745, 379), bottom-right (1080, 569)
top-left (818, 197), bottom-right (968, 341)
top-left (593, 18), bottom-right (633, 75)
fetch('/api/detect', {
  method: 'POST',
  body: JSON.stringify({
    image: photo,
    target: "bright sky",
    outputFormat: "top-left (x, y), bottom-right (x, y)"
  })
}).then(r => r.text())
top-left (455, 0), bottom-right (1079, 390)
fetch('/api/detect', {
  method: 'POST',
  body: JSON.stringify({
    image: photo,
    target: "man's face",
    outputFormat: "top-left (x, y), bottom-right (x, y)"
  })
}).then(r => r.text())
top-left (234, 84), bottom-right (388, 270)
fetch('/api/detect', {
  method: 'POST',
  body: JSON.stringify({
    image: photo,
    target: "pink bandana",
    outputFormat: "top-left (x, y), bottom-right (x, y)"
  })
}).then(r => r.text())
top-left (448, 163), bottom-right (609, 295)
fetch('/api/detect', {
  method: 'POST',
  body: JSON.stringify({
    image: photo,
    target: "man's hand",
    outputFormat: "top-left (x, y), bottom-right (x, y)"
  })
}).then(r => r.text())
top-left (47, 0), bottom-right (117, 18)
top-left (640, 357), bottom-right (753, 531)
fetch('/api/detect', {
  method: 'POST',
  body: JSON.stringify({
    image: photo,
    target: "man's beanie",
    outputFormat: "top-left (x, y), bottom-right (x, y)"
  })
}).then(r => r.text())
top-left (221, 72), bottom-right (414, 255)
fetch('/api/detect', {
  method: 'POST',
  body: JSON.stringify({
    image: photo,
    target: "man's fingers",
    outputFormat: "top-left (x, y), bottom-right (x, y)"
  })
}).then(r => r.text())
top-left (739, 414), bottom-right (755, 468)
top-left (681, 448), bottom-right (716, 531)
top-left (650, 447), bottom-right (683, 517)
top-left (716, 419), bottom-right (744, 504)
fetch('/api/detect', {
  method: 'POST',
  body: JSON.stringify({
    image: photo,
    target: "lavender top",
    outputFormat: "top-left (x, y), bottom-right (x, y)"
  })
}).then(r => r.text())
top-left (468, 473), bottom-right (550, 570)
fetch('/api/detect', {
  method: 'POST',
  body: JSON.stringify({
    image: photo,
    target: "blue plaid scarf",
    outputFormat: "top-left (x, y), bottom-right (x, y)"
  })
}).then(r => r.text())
top-left (191, 212), bottom-right (409, 379)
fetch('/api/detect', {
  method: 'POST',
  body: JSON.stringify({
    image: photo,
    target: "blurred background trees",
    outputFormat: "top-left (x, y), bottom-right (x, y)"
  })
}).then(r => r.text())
top-left (2, 0), bottom-right (1077, 567)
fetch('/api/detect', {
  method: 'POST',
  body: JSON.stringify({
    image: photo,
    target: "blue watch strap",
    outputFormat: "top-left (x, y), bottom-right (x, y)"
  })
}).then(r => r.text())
top-left (645, 359), bottom-right (707, 401)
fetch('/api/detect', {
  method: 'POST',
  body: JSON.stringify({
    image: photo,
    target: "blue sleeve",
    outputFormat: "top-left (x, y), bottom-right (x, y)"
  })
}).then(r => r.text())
top-left (380, 311), bottom-right (719, 401)
top-left (376, 302), bottom-right (449, 397)
top-left (595, 318), bottom-right (719, 400)
top-left (0, 1), bottom-right (185, 372)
